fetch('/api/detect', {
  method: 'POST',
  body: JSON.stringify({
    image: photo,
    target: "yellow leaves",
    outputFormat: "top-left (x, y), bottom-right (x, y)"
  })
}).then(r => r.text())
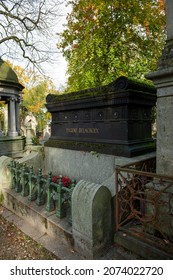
top-left (29, 101), bottom-right (43, 113)
top-left (158, 0), bottom-right (165, 10)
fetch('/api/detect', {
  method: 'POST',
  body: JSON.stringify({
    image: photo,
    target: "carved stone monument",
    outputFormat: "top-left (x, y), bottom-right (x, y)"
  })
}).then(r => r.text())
top-left (146, 0), bottom-right (173, 175)
top-left (144, 0), bottom-right (173, 241)
top-left (0, 58), bottom-right (25, 157)
top-left (46, 76), bottom-right (156, 157)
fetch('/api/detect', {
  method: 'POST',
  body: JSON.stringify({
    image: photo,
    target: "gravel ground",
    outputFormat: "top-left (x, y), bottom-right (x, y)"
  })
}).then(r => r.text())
top-left (0, 206), bottom-right (59, 260)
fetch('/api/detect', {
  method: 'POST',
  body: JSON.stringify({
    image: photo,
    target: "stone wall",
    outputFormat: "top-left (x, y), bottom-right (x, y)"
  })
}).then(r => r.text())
top-left (44, 146), bottom-right (156, 196)
top-left (145, 181), bottom-right (173, 241)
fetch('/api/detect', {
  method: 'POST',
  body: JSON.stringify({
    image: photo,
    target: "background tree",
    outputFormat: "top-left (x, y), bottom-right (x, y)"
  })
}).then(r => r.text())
top-left (0, 0), bottom-right (62, 68)
top-left (8, 62), bottom-right (57, 134)
top-left (22, 79), bottom-right (56, 133)
top-left (58, 0), bottom-right (166, 91)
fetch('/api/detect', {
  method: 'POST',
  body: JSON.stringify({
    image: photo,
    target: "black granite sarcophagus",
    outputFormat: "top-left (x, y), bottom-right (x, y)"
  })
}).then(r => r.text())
top-left (45, 76), bottom-right (156, 157)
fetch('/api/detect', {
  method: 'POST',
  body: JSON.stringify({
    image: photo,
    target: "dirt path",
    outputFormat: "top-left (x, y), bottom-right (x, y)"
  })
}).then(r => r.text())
top-left (0, 206), bottom-right (59, 260)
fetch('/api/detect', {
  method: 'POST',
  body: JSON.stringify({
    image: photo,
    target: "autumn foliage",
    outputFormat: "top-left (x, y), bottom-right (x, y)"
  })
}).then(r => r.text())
top-left (58, 0), bottom-right (166, 92)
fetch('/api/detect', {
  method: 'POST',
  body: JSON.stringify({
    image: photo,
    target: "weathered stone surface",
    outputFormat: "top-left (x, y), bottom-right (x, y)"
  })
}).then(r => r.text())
top-left (44, 146), bottom-right (156, 196)
top-left (145, 0), bottom-right (173, 178)
top-left (0, 136), bottom-right (25, 158)
top-left (0, 58), bottom-right (25, 155)
top-left (146, 69), bottom-right (173, 176)
top-left (156, 95), bottom-right (173, 175)
top-left (165, 0), bottom-right (173, 41)
top-left (0, 156), bottom-right (11, 190)
top-left (72, 180), bottom-right (112, 259)
top-left (0, 58), bottom-right (20, 84)
top-left (18, 146), bottom-right (45, 173)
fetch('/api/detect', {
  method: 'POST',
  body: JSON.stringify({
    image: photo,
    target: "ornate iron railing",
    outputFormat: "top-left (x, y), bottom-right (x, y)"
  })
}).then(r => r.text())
top-left (116, 157), bottom-right (173, 245)
top-left (9, 160), bottom-right (76, 225)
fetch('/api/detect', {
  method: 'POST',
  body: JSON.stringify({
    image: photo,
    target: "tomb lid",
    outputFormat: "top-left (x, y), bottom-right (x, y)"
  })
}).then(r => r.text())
top-left (0, 58), bottom-right (24, 90)
top-left (46, 76), bottom-right (156, 104)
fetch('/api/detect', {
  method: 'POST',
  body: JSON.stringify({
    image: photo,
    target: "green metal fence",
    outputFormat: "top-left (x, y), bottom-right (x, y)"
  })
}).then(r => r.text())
top-left (9, 160), bottom-right (76, 225)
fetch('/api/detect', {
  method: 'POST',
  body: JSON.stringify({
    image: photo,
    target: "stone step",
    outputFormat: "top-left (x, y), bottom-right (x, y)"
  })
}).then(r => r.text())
top-left (2, 188), bottom-right (83, 260)
top-left (114, 230), bottom-right (173, 260)
top-left (3, 188), bottom-right (161, 260)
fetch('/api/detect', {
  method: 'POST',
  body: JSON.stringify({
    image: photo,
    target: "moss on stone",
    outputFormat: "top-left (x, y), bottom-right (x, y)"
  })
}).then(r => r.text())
top-left (0, 58), bottom-right (19, 83)
top-left (44, 139), bottom-right (107, 151)
top-left (44, 138), bottom-right (156, 157)
top-left (46, 76), bottom-right (156, 104)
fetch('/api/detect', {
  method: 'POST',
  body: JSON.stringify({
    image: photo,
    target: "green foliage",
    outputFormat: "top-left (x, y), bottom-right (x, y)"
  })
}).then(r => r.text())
top-left (58, 0), bottom-right (166, 92)
top-left (9, 62), bottom-right (58, 133)
top-left (32, 136), bottom-right (40, 145)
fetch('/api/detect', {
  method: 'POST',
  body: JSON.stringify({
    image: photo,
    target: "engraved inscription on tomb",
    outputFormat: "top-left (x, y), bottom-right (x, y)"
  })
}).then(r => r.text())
top-left (66, 127), bottom-right (99, 134)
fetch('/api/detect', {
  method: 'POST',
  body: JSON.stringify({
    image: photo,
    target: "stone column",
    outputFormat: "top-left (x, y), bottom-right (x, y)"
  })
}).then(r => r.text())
top-left (146, 0), bottom-right (173, 176)
top-left (3, 106), bottom-right (8, 135)
top-left (165, 0), bottom-right (173, 41)
top-left (8, 97), bottom-right (18, 137)
top-left (15, 98), bottom-right (20, 135)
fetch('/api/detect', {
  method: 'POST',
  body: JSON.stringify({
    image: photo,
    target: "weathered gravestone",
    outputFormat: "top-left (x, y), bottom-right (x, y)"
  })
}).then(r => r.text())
top-left (45, 76), bottom-right (156, 157)
top-left (72, 180), bottom-right (112, 259)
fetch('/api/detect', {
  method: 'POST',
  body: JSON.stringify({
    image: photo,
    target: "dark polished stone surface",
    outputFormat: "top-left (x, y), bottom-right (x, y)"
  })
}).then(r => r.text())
top-left (46, 77), bottom-right (156, 157)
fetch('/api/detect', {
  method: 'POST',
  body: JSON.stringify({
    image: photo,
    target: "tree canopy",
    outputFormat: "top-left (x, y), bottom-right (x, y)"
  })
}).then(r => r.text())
top-left (58, 0), bottom-right (166, 92)
top-left (0, 0), bottom-right (62, 67)
top-left (8, 62), bottom-right (57, 133)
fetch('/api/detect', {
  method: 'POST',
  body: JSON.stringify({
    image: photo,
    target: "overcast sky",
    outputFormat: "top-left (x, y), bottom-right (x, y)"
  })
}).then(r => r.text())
top-left (41, 3), bottom-right (71, 89)
top-left (1, 2), bottom-right (70, 90)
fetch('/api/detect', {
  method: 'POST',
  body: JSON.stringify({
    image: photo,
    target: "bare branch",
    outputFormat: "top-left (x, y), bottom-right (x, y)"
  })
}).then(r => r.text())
top-left (0, 0), bottom-right (64, 68)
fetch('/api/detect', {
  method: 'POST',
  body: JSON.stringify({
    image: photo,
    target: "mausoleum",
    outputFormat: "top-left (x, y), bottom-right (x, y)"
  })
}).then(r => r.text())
top-left (0, 58), bottom-right (25, 157)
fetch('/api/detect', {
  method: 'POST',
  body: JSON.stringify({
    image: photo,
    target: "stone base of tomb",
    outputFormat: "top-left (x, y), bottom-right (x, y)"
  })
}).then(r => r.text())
top-left (45, 138), bottom-right (156, 158)
top-left (0, 136), bottom-right (25, 158)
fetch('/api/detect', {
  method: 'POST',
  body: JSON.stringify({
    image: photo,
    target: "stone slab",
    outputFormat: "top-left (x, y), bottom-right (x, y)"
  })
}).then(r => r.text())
top-left (2, 188), bottom-right (74, 248)
top-left (44, 147), bottom-right (156, 196)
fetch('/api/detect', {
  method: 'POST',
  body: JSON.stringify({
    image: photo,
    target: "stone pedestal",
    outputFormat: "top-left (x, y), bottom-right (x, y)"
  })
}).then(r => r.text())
top-left (144, 0), bottom-right (173, 244)
top-left (145, 0), bottom-right (173, 176)
top-left (0, 136), bottom-right (25, 158)
top-left (25, 122), bottom-right (34, 146)
top-left (146, 69), bottom-right (173, 175)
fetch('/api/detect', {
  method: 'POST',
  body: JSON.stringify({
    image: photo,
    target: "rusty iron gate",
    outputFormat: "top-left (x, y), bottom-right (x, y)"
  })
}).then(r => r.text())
top-left (115, 157), bottom-right (173, 250)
